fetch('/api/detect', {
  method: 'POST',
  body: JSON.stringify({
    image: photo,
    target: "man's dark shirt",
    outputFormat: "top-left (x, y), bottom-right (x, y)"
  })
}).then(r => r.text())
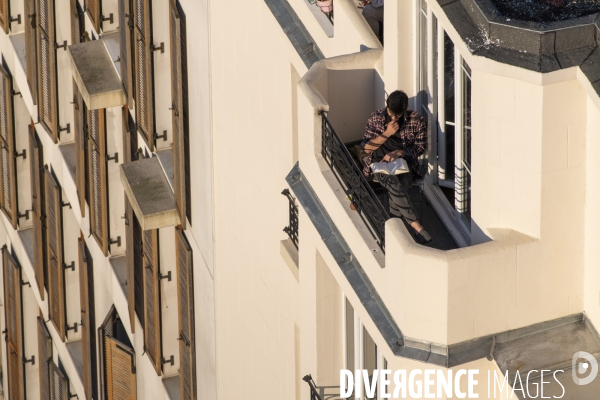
top-left (360, 108), bottom-right (427, 177)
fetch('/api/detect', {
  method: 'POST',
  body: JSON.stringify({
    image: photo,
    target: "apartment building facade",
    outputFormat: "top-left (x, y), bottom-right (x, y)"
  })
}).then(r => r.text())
top-left (1, 0), bottom-right (600, 399)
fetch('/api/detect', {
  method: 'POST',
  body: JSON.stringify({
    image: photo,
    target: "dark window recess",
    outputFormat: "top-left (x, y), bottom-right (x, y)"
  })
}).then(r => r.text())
top-left (79, 237), bottom-right (98, 400)
top-left (282, 188), bottom-right (299, 249)
top-left (29, 126), bottom-right (46, 300)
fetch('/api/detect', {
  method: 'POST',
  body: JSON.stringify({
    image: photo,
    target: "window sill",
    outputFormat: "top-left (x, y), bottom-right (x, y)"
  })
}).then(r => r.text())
top-left (280, 239), bottom-right (299, 282)
top-left (163, 375), bottom-right (180, 400)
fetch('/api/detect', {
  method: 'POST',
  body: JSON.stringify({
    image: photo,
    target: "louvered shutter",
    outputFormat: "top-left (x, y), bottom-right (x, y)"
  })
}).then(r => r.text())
top-left (3, 247), bottom-right (25, 400)
top-left (143, 229), bottom-right (161, 374)
top-left (38, 316), bottom-right (52, 400)
top-left (29, 126), bottom-right (46, 299)
top-left (86, 0), bottom-right (101, 33)
top-left (170, 1), bottom-right (189, 228)
top-left (79, 238), bottom-right (94, 399)
top-left (119, 0), bottom-right (133, 107)
top-left (49, 362), bottom-right (69, 400)
top-left (0, 0), bottom-right (9, 33)
top-left (73, 89), bottom-right (86, 217)
top-left (134, 0), bottom-right (155, 150)
top-left (176, 229), bottom-right (196, 400)
top-left (88, 109), bottom-right (109, 255)
top-left (45, 167), bottom-right (66, 341)
top-left (37, 0), bottom-right (59, 142)
top-left (0, 65), bottom-right (18, 229)
top-left (105, 336), bottom-right (137, 400)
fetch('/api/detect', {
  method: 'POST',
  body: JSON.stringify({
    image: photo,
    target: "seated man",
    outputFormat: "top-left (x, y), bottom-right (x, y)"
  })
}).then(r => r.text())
top-left (360, 90), bottom-right (433, 243)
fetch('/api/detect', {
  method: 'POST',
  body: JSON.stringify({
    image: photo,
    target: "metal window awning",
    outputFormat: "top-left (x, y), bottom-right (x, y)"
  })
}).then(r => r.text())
top-left (68, 39), bottom-right (126, 110)
top-left (120, 157), bottom-right (180, 231)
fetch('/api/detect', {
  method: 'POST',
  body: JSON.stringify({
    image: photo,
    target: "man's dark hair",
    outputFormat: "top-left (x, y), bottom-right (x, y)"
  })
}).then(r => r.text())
top-left (386, 90), bottom-right (409, 117)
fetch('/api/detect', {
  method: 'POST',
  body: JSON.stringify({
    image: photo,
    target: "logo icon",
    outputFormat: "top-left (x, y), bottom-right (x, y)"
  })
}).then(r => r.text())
top-left (572, 351), bottom-right (598, 385)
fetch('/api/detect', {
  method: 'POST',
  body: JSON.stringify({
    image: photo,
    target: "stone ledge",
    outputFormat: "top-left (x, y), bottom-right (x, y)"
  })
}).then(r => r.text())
top-left (280, 239), bottom-right (300, 282)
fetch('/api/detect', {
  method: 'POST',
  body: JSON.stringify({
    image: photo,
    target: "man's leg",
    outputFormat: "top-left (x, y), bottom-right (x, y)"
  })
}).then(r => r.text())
top-left (376, 172), bottom-right (418, 224)
top-left (362, 5), bottom-right (384, 39)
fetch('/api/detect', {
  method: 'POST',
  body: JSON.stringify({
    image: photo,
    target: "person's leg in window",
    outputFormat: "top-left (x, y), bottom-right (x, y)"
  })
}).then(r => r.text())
top-left (362, 5), bottom-right (384, 43)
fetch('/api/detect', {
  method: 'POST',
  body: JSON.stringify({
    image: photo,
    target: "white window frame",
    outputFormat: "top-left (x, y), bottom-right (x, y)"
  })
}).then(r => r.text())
top-left (416, 0), bottom-right (472, 246)
top-left (344, 295), bottom-right (386, 400)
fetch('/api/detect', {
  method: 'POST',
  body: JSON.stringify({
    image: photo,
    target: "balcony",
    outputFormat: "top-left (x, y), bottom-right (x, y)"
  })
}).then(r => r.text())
top-left (292, 48), bottom-right (585, 364)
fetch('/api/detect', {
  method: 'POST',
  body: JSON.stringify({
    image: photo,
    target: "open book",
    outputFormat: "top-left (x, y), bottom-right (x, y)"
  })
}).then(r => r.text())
top-left (370, 158), bottom-right (409, 175)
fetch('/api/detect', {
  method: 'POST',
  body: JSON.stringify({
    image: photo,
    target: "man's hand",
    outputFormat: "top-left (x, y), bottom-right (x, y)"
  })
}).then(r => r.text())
top-left (383, 120), bottom-right (399, 138)
top-left (359, 0), bottom-right (371, 6)
top-left (382, 150), bottom-right (404, 162)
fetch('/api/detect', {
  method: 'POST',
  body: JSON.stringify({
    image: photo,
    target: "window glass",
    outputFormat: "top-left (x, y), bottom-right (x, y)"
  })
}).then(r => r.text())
top-left (461, 59), bottom-right (472, 228)
top-left (444, 31), bottom-right (455, 181)
top-left (363, 327), bottom-right (377, 399)
top-left (419, 0), bottom-right (428, 113)
top-left (345, 298), bottom-right (355, 371)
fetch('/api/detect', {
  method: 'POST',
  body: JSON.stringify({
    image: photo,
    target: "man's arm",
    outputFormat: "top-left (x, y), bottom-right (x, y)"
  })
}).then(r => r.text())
top-left (361, 118), bottom-right (399, 154)
top-left (402, 115), bottom-right (428, 160)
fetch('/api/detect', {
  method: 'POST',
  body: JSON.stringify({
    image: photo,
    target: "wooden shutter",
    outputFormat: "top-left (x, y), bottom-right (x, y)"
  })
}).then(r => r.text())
top-left (119, 0), bottom-right (134, 107)
top-left (0, 0), bottom-right (9, 33)
top-left (49, 362), bottom-right (69, 400)
top-left (45, 167), bottom-right (66, 341)
top-left (176, 229), bottom-right (196, 400)
top-left (143, 229), bottom-right (161, 374)
top-left (37, 0), bottom-right (59, 142)
top-left (133, 0), bottom-right (155, 150)
top-left (170, 0), bottom-right (190, 228)
top-left (38, 316), bottom-right (52, 400)
top-left (86, 0), bottom-right (101, 33)
top-left (73, 88), bottom-right (86, 217)
top-left (88, 108), bottom-right (109, 255)
top-left (29, 126), bottom-right (46, 299)
top-left (25, 0), bottom-right (37, 104)
top-left (105, 336), bottom-right (137, 400)
top-left (79, 238), bottom-right (94, 399)
top-left (0, 65), bottom-right (18, 229)
top-left (3, 246), bottom-right (24, 400)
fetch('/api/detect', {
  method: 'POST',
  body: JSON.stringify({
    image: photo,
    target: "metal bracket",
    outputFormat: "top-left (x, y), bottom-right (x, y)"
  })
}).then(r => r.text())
top-left (159, 271), bottom-right (171, 282)
top-left (169, 102), bottom-right (179, 116)
top-left (23, 355), bottom-right (35, 365)
top-left (109, 237), bottom-right (121, 247)
top-left (10, 14), bottom-right (22, 25)
top-left (15, 149), bottom-right (26, 159)
top-left (59, 124), bottom-right (71, 134)
top-left (66, 323), bottom-right (78, 333)
top-left (21, 280), bottom-right (30, 287)
top-left (154, 130), bottom-right (167, 141)
top-left (161, 355), bottom-right (174, 366)
top-left (62, 202), bottom-right (72, 209)
top-left (101, 13), bottom-right (114, 24)
top-left (151, 42), bottom-right (164, 53)
top-left (68, 393), bottom-right (78, 399)
top-left (12, 90), bottom-right (21, 97)
top-left (106, 152), bottom-right (119, 163)
top-left (18, 210), bottom-right (31, 221)
top-left (55, 40), bottom-right (68, 51)
top-left (63, 261), bottom-right (75, 272)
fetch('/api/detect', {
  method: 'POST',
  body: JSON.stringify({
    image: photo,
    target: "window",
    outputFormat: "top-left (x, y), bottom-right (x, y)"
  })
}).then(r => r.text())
top-left (45, 166), bottom-right (66, 341)
top-left (49, 361), bottom-right (70, 399)
top-left (3, 246), bottom-right (25, 400)
top-left (418, 5), bottom-right (473, 244)
top-left (38, 316), bottom-right (52, 400)
top-left (170, 0), bottom-right (191, 227)
top-left (87, 108), bottom-right (110, 255)
top-left (344, 296), bottom-right (384, 400)
top-left (86, 0), bottom-right (102, 33)
top-left (119, 0), bottom-right (134, 107)
top-left (29, 127), bottom-right (46, 300)
top-left (99, 306), bottom-right (137, 400)
top-left (143, 229), bottom-right (162, 374)
top-left (72, 0), bottom-right (86, 217)
top-left (175, 228), bottom-right (196, 399)
top-left (36, 0), bottom-right (59, 142)
top-left (0, 64), bottom-right (18, 229)
top-left (79, 237), bottom-right (98, 400)
top-left (133, 0), bottom-right (155, 150)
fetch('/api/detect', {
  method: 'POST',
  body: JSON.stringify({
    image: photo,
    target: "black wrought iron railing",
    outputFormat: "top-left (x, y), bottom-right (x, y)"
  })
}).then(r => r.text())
top-left (282, 188), bottom-right (299, 249)
top-left (320, 112), bottom-right (390, 251)
top-left (303, 375), bottom-right (323, 400)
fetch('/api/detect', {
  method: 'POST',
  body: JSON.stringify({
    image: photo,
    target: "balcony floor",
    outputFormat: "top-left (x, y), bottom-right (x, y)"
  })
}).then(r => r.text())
top-left (374, 184), bottom-right (458, 250)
